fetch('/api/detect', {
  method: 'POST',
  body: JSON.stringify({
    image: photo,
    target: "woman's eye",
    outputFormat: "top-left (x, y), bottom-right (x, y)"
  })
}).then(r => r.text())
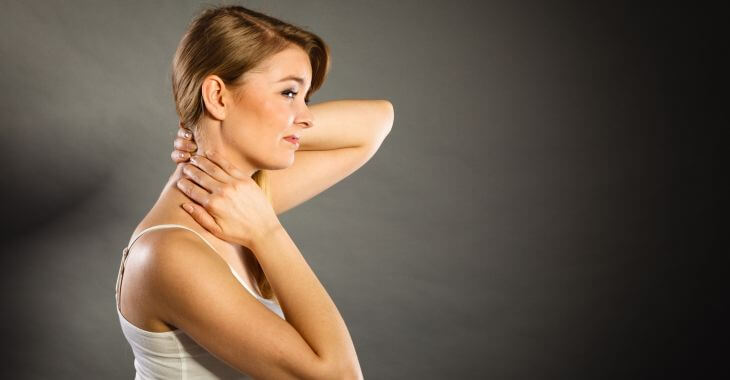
top-left (282, 89), bottom-right (298, 99)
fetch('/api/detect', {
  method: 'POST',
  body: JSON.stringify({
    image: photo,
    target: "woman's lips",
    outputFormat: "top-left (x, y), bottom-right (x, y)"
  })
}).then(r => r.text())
top-left (283, 136), bottom-right (300, 148)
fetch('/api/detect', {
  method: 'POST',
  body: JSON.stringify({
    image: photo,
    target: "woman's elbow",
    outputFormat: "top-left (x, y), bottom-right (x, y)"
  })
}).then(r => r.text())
top-left (370, 99), bottom-right (394, 144)
top-left (378, 99), bottom-right (394, 133)
top-left (333, 361), bottom-right (363, 380)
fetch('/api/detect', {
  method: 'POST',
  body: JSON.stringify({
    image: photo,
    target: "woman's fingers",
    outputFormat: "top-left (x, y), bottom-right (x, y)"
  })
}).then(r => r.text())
top-left (171, 124), bottom-right (195, 164)
top-left (171, 150), bottom-right (190, 163)
top-left (181, 202), bottom-right (223, 237)
top-left (182, 163), bottom-right (221, 193)
top-left (174, 137), bottom-right (197, 153)
top-left (205, 150), bottom-right (247, 179)
top-left (176, 177), bottom-right (212, 207)
top-left (189, 155), bottom-right (232, 183)
top-left (177, 124), bottom-right (192, 139)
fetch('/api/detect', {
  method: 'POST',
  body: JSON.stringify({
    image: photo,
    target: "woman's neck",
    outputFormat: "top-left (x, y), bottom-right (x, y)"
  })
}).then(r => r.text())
top-left (192, 122), bottom-right (259, 179)
top-left (145, 163), bottom-right (245, 259)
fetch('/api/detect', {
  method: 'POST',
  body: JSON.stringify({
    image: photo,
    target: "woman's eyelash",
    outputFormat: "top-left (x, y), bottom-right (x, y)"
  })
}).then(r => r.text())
top-left (283, 89), bottom-right (310, 105)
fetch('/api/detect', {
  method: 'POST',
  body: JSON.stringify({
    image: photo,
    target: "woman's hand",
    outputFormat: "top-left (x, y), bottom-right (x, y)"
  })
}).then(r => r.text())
top-left (176, 151), bottom-right (282, 249)
top-left (171, 122), bottom-right (197, 163)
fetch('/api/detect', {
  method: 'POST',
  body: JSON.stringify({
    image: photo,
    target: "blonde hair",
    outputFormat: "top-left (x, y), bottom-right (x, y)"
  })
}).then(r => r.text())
top-left (171, 5), bottom-right (331, 300)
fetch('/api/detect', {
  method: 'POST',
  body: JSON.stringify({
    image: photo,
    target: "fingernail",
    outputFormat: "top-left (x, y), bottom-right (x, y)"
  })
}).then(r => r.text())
top-left (183, 204), bottom-right (193, 213)
top-left (178, 152), bottom-right (185, 158)
top-left (184, 131), bottom-right (191, 139)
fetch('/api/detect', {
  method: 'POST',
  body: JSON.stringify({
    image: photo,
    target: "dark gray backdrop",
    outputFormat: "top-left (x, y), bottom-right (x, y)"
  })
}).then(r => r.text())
top-left (0, 0), bottom-right (719, 379)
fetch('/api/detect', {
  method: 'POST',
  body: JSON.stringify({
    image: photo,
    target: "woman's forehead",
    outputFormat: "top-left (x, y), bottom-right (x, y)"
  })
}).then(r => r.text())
top-left (255, 47), bottom-right (312, 84)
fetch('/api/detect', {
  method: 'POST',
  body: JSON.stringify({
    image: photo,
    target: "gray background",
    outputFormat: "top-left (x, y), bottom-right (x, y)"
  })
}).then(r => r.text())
top-left (0, 0), bottom-right (719, 379)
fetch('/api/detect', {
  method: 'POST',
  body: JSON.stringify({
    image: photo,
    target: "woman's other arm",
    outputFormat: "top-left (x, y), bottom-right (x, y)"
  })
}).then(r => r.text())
top-left (264, 99), bottom-right (394, 214)
top-left (299, 99), bottom-right (393, 151)
top-left (250, 225), bottom-right (363, 379)
top-left (170, 100), bottom-right (394, 215)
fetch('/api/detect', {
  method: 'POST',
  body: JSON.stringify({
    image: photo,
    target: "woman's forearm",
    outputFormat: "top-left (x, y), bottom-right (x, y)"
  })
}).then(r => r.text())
top-left (299, 99), bottom-right (394, 151)
top-left (251, 226), bottom-right (363, 379)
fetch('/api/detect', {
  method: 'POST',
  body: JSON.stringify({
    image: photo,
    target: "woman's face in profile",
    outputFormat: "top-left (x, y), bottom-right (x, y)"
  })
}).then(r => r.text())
top-left (222, 45), bottom-right (313, 170)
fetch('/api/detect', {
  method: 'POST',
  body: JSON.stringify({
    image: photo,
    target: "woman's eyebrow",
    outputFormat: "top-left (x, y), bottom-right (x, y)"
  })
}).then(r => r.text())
top-left (276, 75), bottom-right (306, 85)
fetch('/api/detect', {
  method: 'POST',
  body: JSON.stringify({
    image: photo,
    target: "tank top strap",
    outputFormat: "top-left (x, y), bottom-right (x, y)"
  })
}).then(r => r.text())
top-left (127, 224), bottom-right (220, 254)
top-left (115, 224), bottom-right (221, 310)
top-left (115, 224), bottom-right (273, 311)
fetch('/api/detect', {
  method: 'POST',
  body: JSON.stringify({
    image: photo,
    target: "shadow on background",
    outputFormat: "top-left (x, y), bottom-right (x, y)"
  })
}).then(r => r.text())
top-left (0, 1), bottom-right (721, 379)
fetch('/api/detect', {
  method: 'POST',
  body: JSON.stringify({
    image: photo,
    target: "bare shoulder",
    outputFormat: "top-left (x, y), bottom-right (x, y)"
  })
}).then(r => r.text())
top-left (129, 228), bottom-right (232, 314)
top-left (132, 228), bottom-right (221, 278)
top-left (128, 228), bottom-right (331, 378)
top-left (124, 228), bottom-right (218, 288)
top-left (119, 228), bottom-right (217, 321)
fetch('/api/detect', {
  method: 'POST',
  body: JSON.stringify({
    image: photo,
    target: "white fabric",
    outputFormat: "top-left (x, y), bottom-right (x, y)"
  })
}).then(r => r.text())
top-left (115, 224), bottom-right (284, 379)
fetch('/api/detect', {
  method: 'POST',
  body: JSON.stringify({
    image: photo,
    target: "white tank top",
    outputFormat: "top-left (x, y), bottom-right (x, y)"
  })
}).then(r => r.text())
top-left (115, 224), bottom-right (284, 379)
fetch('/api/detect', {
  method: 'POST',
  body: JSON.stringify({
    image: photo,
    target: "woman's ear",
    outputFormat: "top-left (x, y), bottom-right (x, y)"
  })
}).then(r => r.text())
top-left (201, 75), bottom-right (228, 121)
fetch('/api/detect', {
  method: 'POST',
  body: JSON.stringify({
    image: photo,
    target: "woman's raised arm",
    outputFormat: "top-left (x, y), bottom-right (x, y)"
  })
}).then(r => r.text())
top-left (170, 99), bottom-right (394, 163)
top-left (298, 99), bottom-right (393, 151)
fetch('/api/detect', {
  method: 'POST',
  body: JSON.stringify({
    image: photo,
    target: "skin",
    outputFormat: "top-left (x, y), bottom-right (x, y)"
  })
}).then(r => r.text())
top-left (119, 44), bottom-right (366, 378)
top-left (119, 45), bottom-right (314, 333)
top-left (189, 44), bottom-right (314, 176)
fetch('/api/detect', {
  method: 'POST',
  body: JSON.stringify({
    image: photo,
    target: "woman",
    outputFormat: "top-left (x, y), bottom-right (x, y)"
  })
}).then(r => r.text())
top-left (115, 5), bottom-right (393, 379)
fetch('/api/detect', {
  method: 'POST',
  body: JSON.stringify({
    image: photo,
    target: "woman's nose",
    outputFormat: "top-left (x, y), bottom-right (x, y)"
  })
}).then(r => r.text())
top-left (297, 105), bottom-right (314, 128)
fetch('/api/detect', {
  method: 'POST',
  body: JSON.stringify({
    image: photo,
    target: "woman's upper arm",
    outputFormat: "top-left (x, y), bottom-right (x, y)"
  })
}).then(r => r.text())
top-left (267, 100), bottom-right (394, 216)
top-left (142, 232), bottom-right (334, 380)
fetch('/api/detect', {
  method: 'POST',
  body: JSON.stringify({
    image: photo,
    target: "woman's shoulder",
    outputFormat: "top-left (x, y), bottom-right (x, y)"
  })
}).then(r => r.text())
top-left (127, 225), bottom-right (218, 268)
top-left (126, 225), bottom-right (234, 301)
top-left (120, 226), bottom-right (234, 332)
